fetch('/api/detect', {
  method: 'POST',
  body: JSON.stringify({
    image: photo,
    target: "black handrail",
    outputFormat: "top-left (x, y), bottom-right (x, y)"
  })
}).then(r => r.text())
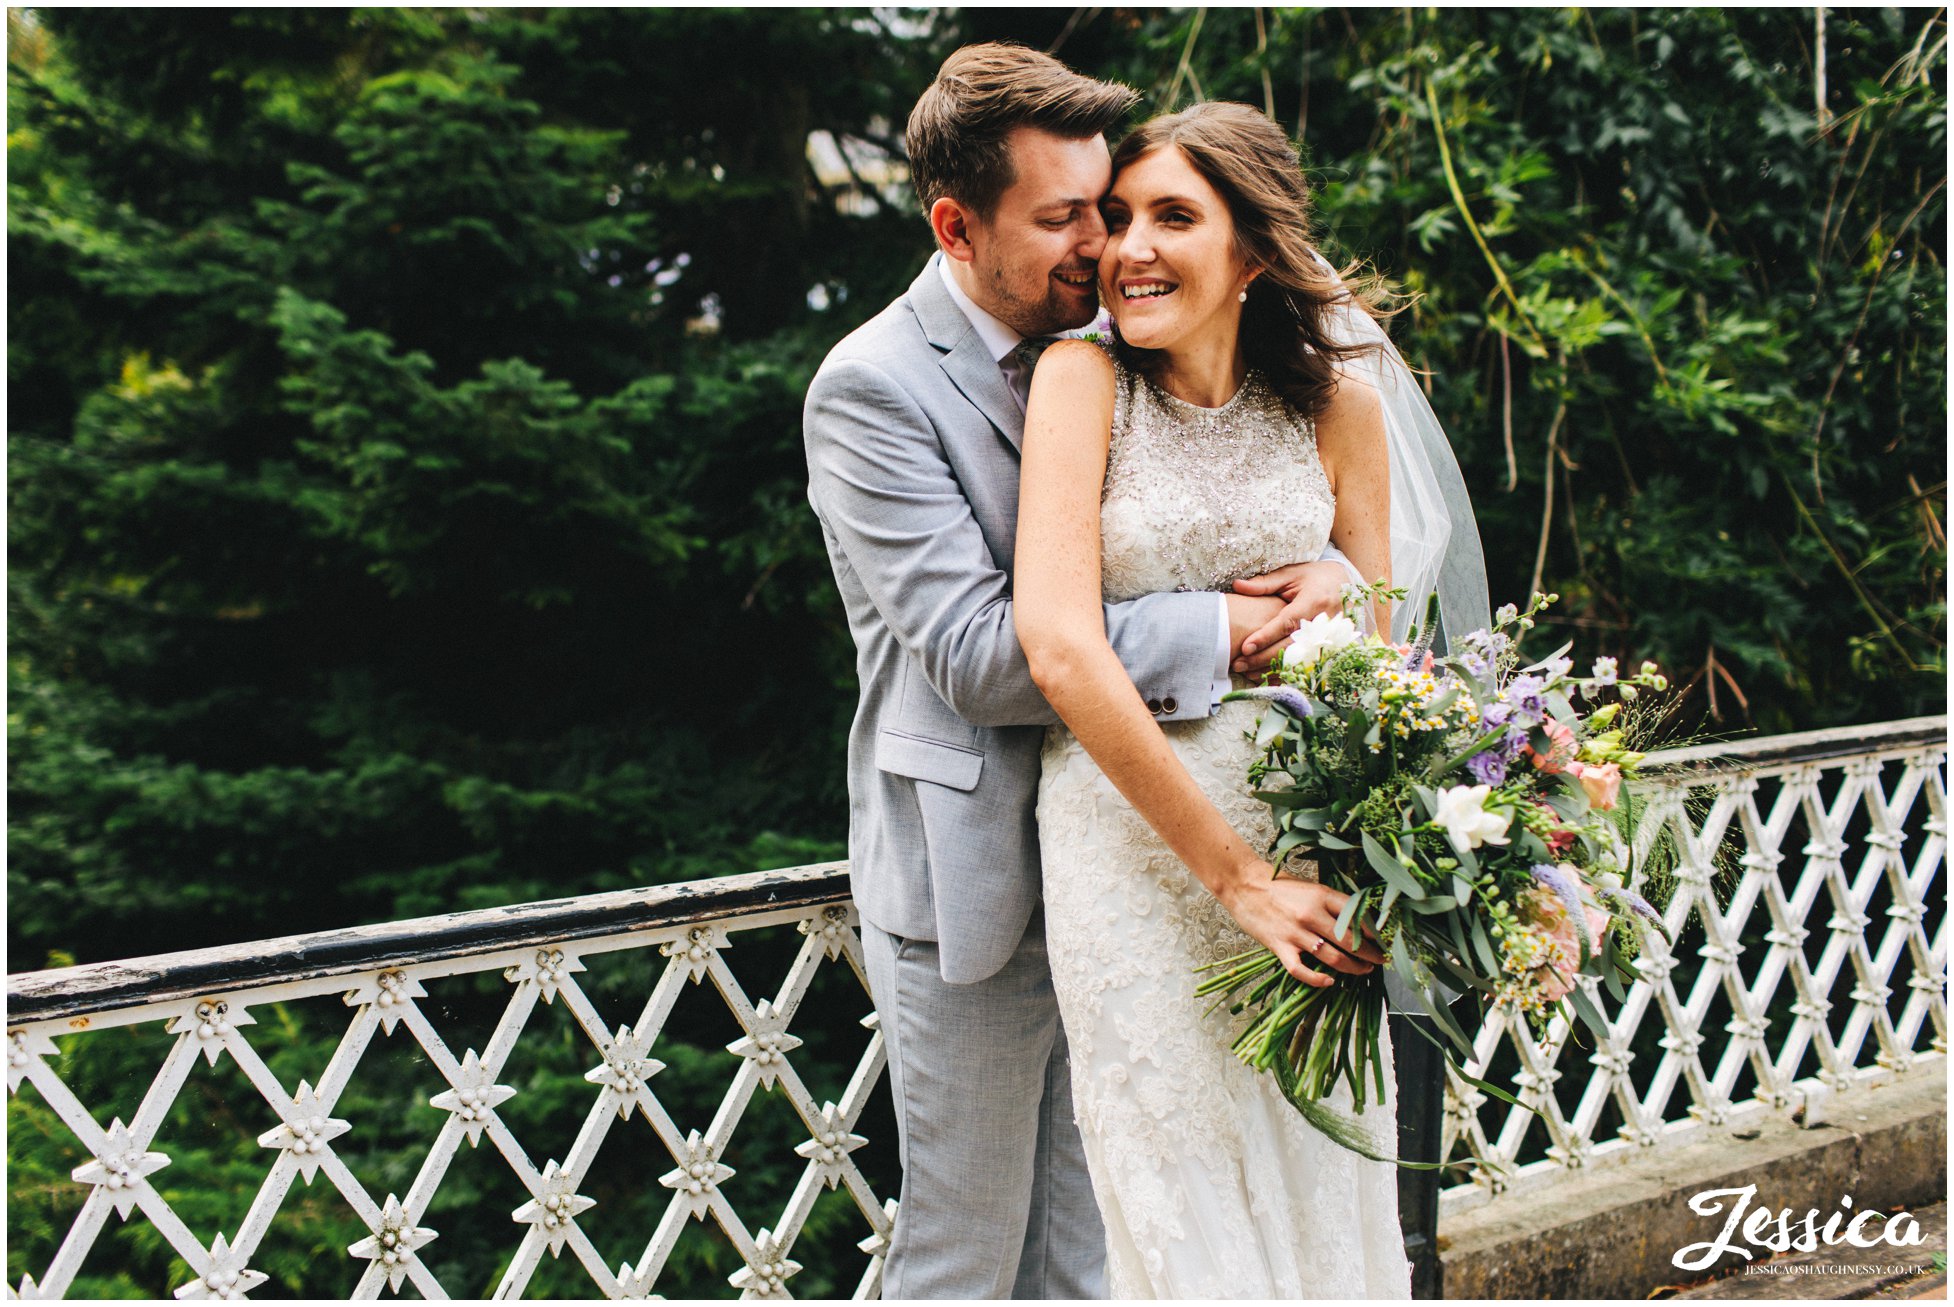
top-left (6, 862), bottom-right (850, 1026)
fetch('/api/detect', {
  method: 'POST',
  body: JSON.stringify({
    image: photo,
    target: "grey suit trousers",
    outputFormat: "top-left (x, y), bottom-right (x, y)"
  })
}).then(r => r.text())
top-left (860, 913), bottom-right (1105, 1299)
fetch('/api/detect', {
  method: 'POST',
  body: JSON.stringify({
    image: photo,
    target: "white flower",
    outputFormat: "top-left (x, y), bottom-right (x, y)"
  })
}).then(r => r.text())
top-left (1281, 612), bottom-right (1362, 671)
top-left (1495, 603), bottom-right (1520, 626)
top-left (1432, 784), bottom-right (1513, 853)
top-left (1591, 656), bottom-right (1619, 685)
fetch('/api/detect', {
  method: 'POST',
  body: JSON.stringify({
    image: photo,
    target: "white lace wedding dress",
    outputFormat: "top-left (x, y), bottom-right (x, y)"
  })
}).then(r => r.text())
top-left (1036, 353), bottom-right (1411, 1300)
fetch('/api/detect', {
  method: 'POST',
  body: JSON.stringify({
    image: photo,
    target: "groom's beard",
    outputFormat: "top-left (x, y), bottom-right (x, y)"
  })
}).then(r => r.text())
top-left (987, 263), bottom-right (1101, 337)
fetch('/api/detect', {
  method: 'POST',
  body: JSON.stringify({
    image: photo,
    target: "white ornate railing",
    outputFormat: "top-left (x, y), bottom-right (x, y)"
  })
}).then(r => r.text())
top-left (1438, 716), bottom-right (1947, 1212)
top-left (6, 717), bottom-right (1946, 1298)
top-left (6, 868), bottom-right (890, 1300)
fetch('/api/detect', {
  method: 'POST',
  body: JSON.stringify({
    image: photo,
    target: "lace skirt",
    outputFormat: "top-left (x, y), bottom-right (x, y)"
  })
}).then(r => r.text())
top-left (1036, 700), bottom-right (1411, 1300)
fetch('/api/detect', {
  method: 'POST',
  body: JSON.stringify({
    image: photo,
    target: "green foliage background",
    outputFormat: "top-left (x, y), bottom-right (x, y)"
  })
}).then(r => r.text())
top-left (7, 7), bottom-right (1945, 1298)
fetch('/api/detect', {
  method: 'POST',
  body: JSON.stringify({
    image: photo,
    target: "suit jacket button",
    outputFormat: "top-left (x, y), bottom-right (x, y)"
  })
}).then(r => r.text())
top-left (1146, 697), bottom-right (1163, 715)
top-left (1161, 696), bottom-right (1179, 715)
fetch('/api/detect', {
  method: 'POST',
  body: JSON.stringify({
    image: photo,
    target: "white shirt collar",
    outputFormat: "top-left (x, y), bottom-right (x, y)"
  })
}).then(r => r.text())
top-left (936, 256), bottom-right (1022, 366)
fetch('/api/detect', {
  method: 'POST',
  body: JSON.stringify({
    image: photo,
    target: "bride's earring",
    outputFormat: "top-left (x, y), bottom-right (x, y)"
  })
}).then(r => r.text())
top-left (1238, 289), bottom-right (1248, 303)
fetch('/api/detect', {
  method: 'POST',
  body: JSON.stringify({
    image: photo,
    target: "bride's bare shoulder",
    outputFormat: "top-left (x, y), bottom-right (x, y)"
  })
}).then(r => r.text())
top-left (1027, 339), bottom-right (1117, 414)
top-left (1035, 338), bottom-right (1116, 381)
top-left (1314, 370), bottom-right (1384, 458)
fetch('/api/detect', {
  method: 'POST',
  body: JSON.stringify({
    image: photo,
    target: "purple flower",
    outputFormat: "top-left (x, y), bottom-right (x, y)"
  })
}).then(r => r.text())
top-left (1455, 629), bottom-right (1509, 680)
top-left (1531, 862), bottom-right (1584, 914)
top-left (1504, 674), bottom-right (1547, 726)
top-left (1268, 686), bottom-right (1317, 720)
top-left (1476, 701), bottom-right (1529, 761)
top-left (1531, 863), bottom-right (1596, 956)
top-left (1227, 685), bottom-right (1319, 721)
top-left (1466, 751), bottom-right (1509, 785)
top-left (1599, 886), bottom-right (1663, 928)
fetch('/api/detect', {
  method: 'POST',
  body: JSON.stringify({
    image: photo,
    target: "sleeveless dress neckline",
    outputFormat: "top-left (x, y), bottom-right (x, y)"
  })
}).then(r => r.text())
top-left (1141, 367), bottom-right (1258, 416)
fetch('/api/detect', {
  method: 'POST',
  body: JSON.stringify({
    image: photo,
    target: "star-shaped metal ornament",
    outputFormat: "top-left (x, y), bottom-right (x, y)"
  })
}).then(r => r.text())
top-left (254, 1080), bottom-right (350, 1183)
top-left (796, 905), bottom-right (853, 961)
top-left (502, 946), bottom-right (587, 1005)
top-left (347, 1194), bottom-right (438, 1293)
top-left (71, 1118), bottom-right (171, 1220)
top-left (660, 923), bottom-right (731, 984)
top-left (857, 1197), bottom-right (899, 1260)
top-left (429, 1049), bottom-right (515, 1146)
top-left (726, 1000), bottom-right (802, 1090)
top-left (611, 1260), bottom-right (648, 1299)
top-left (165, 1000), bottom-right (258, 1067)
top-left (584, 1026), bottom-right (664, 1121)
top-left (6, 1029), bottom-right (60, 1095)
top-left (793, 1102), bottom-right (868, 1190)
top-left (171, 1234), bottom-right (268, 1301)
top-left (657, 1130), bottom-right (734, 1220)
top-left (341, 969), bottom-right (429, 1035)
top-left (511, 1159), bottom-right (596, 1256)
top-left (728, 1228), bottom-right (802, 1299)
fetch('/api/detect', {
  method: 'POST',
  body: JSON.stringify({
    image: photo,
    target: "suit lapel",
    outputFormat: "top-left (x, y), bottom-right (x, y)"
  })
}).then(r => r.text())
top-left (907, 256), bottom-right (1026, 453)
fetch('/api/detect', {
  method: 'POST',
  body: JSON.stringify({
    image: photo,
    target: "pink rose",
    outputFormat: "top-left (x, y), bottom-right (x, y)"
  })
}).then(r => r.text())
top-left (1524, 890), bottom-right (1582, 1000)
top-left (1524, 885), bottom-right (1612, 1003)
top-left (1570, 760), bottom-right (1622, 810)
top-left (1527, 719), bottom-right (1577, 773)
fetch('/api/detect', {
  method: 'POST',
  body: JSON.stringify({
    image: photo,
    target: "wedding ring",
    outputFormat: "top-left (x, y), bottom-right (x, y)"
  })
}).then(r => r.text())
top-left (1308, 938), bottom-right (1326, 957)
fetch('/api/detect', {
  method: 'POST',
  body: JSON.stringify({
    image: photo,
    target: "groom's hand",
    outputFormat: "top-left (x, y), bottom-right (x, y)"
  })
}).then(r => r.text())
top-left (1224, 593), bottom-right (1286, 662)
top-left (1229, 561), bottom-right (1349, 675)
top-left (1221, 866), bottom-right (1386, 987)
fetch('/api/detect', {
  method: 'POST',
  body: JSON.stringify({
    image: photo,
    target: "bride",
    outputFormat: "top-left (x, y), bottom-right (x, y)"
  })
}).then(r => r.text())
top-left (1014, 101), bottom-right (1482, 1299)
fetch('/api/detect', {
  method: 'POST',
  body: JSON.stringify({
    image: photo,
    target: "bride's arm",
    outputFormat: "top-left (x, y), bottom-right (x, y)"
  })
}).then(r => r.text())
top-left (1013, 342), bottom-right (1381, 985)
top-left (1316, 372), bottom-right (1392, 634)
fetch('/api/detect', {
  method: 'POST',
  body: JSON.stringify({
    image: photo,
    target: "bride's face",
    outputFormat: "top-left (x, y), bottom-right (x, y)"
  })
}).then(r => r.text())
top-left (1099, 146), bottom-right (1253, 352)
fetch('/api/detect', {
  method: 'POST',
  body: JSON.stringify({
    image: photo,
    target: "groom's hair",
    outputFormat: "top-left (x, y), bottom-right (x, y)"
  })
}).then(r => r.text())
top-left (907, 43), bottom-right (1137, 219)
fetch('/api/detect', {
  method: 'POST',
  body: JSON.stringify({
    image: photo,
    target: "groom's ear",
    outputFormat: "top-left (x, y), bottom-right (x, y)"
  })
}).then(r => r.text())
top-left (929, 197), bottom-right (979, 262)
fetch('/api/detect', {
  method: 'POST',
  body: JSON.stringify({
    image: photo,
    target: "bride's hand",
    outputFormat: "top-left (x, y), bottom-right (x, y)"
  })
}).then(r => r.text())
top-left (1221, 866), bottom-right (1387, 987)
top-left (1229, 561), bottom-right (1350, 675)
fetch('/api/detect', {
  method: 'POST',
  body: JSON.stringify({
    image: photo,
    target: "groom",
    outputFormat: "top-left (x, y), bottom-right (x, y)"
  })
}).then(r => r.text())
top-left (803, 44), bottom-right (1355, 1299)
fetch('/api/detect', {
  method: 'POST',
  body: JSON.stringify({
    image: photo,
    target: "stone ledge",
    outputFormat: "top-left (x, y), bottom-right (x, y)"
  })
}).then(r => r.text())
top-left (1439, 1068), bottom-right (1948, 1300)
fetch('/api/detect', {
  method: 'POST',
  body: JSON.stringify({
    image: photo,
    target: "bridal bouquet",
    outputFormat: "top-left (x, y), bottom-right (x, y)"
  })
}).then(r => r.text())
top-left (1204, 587), bottom-right (1672, 1158)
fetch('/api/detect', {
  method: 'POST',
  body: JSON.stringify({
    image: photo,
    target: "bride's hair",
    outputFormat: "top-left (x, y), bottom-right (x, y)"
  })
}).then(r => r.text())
top-left (1108, 102), bottom-right (1395, 421)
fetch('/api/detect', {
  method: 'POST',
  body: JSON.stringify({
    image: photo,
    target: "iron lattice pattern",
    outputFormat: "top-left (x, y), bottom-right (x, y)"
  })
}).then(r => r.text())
top-left (7, 903), bottom-right (892, 1299)
top-left (1439, 739), bottom-right (1947, 1211)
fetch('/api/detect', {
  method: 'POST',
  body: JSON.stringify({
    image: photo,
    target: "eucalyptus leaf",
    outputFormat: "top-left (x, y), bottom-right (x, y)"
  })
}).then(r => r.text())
top-left (1362, 832), bottom-right (1426, 900)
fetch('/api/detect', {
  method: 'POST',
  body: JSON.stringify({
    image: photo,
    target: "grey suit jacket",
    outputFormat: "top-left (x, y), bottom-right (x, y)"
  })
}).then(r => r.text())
top-left (804, 257), bottom-right (1221, 983)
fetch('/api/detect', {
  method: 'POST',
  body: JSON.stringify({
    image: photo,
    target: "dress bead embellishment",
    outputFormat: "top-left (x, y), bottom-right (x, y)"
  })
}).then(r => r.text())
top-left (1098, 349), bottom-right (1334, 605)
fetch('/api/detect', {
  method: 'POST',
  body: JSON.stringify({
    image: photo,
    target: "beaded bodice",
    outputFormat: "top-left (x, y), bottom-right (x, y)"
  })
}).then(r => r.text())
top-left (1099, 349), bottom-right (1334, 603)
